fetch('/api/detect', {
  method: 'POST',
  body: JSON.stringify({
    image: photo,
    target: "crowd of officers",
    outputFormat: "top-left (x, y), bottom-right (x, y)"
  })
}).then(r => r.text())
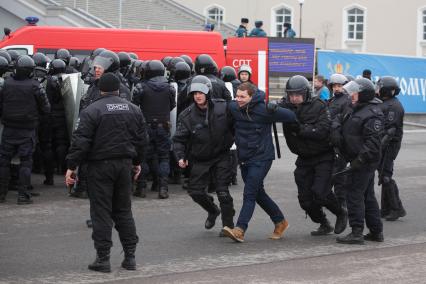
top-left (0, 46), bottom-right (406, 271)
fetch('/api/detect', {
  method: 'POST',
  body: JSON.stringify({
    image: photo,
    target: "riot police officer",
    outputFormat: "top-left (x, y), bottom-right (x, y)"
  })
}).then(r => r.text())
top-left (328, 74), bottom-right (351, 209)
top-left (376, 76), bottom-right (406, 221)
top-left (280, 75), bottom-right (348, 236)
top-left (0, 55), bottom-right (50, 204)
top-left (55, 48), bottom-right (77, 74)
top-left (335, 78), bottom-right (384, 244)
top-left (45, 59), bottom-right (69, 176)
top-left (173, 75), bottom-right (235, 233)
top-left (117, 51), bottom-right (132, 89)
top-left (73, 50), bottom-right (131, 198)
top-left (238, 64), bottom-right (254, 85)
top-left (65, 72), bottom-right (148, 272)
top-left (132, 60), bottom-right (176, 199)
top-left (220, 66), bottom-right (241, 96)
top-left (81, 47), bottom-right (106, 84)
top-left (179, 55), bottom-right (194, 75)
top-left (194, 54), bottom-right (232, 102)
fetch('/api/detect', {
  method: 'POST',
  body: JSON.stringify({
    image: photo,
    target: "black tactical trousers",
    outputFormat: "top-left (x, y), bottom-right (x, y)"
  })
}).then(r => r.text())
top-left (0, 128), bottom-right (35, 196)
top-left (294, 158), bottom-right (341, 224)
top-left (346, 166), bottom-right (383, 233)
top-left (87, 159), bottom-right (138, 252)
top-left (187, 153), bottom-right (235, 228)
top-left (379, 142), bottom-right (403, 214)
top-left (332, 157), bottom-right (348, 207)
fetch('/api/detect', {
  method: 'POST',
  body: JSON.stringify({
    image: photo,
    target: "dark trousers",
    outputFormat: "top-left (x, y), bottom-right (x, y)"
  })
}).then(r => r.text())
top-left (236, 160), bottom-right (284, 231)
top-left (332, 157), bottom-right (348, 207)
top-left (294, 158), bottom-right (341, 224)
top-left (379, 142), bottom-right (403, 214)
top-left (188, 153), bottom-right (235, 228)
top-left (346, 167), bottom-right (383, 233)
top-left (0, 130), bottom-right (34, 196)
top-left (87, 159), bottom-right (138, 252)
top-left (230, 149), bottom-right (238, 182)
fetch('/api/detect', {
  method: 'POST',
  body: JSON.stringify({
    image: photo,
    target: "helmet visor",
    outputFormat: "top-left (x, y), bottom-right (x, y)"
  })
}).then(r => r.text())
top-left (188, 83), bottom-right (209, 95)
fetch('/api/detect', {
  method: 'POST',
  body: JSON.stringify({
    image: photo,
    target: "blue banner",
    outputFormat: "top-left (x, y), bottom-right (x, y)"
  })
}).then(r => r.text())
top-left (317, 50), bottom-right (426, 113)
top-left (268, 38), bottom-right (315, 79)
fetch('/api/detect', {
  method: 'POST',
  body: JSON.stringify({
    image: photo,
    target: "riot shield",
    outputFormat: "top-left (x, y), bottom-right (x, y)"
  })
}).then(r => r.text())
top-left (61, 73), bottom-right (85, 140)
top-left (225, 82), bottom-right (234, 99)
top-left (170, 82), bottom-right (178, 137)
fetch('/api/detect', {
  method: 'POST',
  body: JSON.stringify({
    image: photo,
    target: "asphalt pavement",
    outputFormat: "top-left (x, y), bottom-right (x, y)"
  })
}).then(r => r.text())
top-left (0, 131), bottom-right (425, 284)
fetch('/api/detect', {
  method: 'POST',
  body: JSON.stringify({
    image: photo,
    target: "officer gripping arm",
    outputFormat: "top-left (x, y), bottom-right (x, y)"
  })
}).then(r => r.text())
top-left (298, 103), bottom-right (331, 141)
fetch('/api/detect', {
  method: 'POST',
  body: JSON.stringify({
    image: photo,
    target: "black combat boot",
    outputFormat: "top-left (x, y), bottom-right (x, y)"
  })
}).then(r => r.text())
top-left (121, 246), bottom-right (136, 270)
top-left (150, 178), bottom-right (159, 192)
top-left (385, 210), bottom-right (400, 221)
top-left (364, 231), bottom-right (384, 242)
top-left (336, 227), bottom-right (364, 244)
top-left (205, 205), bottom-right (221, 230)
top-left (158, 177), bottom-right (169, 199)
top-left (17, 192), bottom-right (33, 205)
top-left (43, 174), bottom-right (54, 186)
top-left (133, 185), bottom-right (146, 198)
top-left (334, 206), bottom-right (348, 234)
top-left (311, 219), bottom-right (334, 236)
top-left (88, 250), bottom-right (111, 273)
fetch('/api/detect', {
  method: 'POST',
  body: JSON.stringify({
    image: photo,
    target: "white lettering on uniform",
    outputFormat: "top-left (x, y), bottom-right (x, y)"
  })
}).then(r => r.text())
top-left (106, 104), bottom-right (130, 111)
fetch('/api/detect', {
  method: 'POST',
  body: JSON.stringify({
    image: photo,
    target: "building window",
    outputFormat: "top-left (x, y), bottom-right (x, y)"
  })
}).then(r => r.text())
top-left (347, 8), bottom-right (364, 40)
top-left (207, 6), bottom-right (224, 25)
top-left (423, 10), bottom-right (426, 40)
top-left (275, 7), bottom-right (292, 37)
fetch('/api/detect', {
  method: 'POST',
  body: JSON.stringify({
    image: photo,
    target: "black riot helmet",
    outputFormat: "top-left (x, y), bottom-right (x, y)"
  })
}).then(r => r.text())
top-left (194, 54), bottom-right (217, 75)
top-left (32, 52), bottom-right (48, 68)
top-left (55, 48), bottom-right (71, 65)
top-left (14, 55), bottom-right (35, 79)
top-left (0, 50), bottom-right (12, 64)
top-left (220, 66), bottom-right (237, 82)
top-left (173, 62), bottom-right (191, 81)
top-left (179, 54), bottom-right (193, 72)
top-left (167, 57), bottom-right (185, 71)
top-left (161, 56), bottom-right (173, 67)
top-left (7, 50), bottom-right (19, 64)
top-left (92, 50), bottom-right (120, 73)
top-left (188, 75), bottom-right (212, 97)
top-left (117, 52), bottom-right (132, 68)
top-left (133, 60), bottom-right (144, 79)
top-left (49, 59), bottom-right (66, 75)
top-left (285, 75), bottom-right (311, 101)
top-left (69, 57), bottom-right (80, 70)
top-left (355, 77), bottom-right (376, 102)
top-left (91, 48), bottom-right (106, 59)
top-left (0, 57), bottom-right (9, 76)
top-left (376, 76), bottom-right (400, 98)
top-left (144, 60), bottom-right (165, 79)
top-left (128, 52), bottom-right (138, 60)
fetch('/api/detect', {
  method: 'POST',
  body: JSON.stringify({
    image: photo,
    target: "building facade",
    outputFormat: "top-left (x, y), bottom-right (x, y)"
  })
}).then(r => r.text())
top-left (176, 0), bottom-right (426, 57)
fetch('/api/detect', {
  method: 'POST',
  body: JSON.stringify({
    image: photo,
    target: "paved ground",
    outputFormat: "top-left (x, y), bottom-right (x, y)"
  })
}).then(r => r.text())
top-left (0, 131), bottom-right (425, 284)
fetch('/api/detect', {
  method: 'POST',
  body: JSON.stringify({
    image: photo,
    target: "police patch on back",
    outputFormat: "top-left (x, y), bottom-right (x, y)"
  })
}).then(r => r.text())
top-left (106, 103), bottom-right (129, 111)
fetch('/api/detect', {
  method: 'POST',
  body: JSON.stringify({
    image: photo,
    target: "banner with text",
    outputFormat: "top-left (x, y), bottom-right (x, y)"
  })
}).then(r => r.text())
top-left (317, 50), bottom-right (426, 113)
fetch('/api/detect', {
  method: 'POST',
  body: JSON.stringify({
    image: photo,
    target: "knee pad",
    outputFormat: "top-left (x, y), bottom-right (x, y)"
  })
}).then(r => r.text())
top-left (381, 176), bottom-right (392, 185)
top-left (217, 191), bottom-right (233, 205)
top-left (19, 156), bottom-right (32, 169)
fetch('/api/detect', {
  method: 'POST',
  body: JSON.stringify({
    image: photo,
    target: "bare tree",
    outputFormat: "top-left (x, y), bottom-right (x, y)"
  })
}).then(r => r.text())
top-left (317, 21), bottom-right (333, 49)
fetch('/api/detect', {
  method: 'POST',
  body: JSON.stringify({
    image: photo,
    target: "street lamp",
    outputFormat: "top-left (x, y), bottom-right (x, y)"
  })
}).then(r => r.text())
top-left (298, 0), bottom-right (304, 38)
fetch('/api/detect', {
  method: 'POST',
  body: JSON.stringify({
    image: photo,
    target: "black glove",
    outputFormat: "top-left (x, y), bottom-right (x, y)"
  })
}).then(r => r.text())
top-left (266, 101), bottom-right (278, 113)
top-left (350, 156), bottom-right (364, 171)
top-left (288, 121), bottom-right (301, 134)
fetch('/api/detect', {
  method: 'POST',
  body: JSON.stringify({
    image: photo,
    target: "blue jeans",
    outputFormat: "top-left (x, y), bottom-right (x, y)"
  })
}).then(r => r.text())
top-left (236, 160), bottom-right (285, 231)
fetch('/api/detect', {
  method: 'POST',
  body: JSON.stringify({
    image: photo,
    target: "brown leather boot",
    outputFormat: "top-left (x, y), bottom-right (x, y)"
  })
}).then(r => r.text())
top-left (223, 226), bottom-right (244, 243)
top-left (270, 219), bottom-right (289, 240)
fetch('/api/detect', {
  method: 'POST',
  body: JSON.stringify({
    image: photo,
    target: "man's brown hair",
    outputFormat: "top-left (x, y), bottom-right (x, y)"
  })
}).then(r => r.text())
top-left (237, 82), bottom-right (256, 96)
